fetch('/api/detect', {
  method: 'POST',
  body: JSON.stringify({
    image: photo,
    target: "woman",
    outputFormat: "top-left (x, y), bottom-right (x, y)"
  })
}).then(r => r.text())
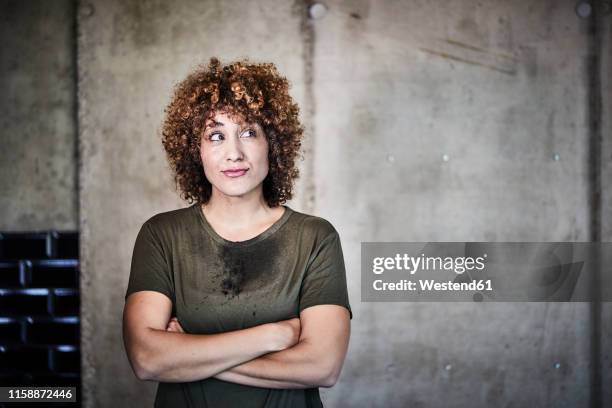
top-left (122, 57), bottom-right (352, 407)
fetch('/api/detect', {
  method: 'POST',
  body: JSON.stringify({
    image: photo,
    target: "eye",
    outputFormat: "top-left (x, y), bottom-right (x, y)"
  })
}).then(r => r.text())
top-left (241, 128), bottom-right (256, 138)
top-left (208, 132), bottom-right (224, 142)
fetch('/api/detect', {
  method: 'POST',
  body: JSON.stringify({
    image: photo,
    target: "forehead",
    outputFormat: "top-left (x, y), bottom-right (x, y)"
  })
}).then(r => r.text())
top-left (204, 110), bottom-right (251, 128)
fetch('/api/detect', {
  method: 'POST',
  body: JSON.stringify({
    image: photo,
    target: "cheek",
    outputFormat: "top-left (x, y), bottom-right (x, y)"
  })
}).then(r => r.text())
top-left (259, 141), bottom-right (270, 166)
top-left (200, 150), bottom-right (215, 175)
top-left (258, 149), bottom-right (270, 174)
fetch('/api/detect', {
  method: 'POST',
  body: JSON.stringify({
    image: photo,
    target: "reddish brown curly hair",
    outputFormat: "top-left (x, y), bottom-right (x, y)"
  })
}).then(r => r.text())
top-left (161, 57), bottom-right (303, 207)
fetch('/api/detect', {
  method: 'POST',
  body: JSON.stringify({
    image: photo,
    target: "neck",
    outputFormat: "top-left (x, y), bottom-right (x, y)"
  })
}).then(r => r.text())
top-left (202, 187), bottom-right (277, 230)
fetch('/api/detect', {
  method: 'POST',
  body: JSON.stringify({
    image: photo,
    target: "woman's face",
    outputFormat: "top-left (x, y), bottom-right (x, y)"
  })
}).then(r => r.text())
top-left (200, 110), bottom-right (269, 201)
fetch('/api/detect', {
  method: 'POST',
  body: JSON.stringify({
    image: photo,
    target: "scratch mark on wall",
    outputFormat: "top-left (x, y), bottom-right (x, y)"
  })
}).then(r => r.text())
top-left (442, 38), bottom-right (517, 62)
top-left (419, 47), bottom-right (516, 76)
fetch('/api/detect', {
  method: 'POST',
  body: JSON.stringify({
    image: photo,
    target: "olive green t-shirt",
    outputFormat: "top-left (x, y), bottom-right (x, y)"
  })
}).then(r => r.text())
top-left (124, 203), bottom-right (352, 408)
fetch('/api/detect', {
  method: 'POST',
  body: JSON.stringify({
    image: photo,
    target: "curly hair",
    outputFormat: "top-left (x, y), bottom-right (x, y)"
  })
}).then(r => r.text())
top-left (161, 57), bottom-right (303, 207)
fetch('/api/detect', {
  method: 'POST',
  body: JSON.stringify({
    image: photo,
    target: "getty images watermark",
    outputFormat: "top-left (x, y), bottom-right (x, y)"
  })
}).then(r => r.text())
top-left (361, 243), bottom-right (612, 302)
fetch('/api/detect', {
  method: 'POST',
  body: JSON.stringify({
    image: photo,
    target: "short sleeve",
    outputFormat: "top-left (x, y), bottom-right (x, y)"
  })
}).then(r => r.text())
top-left (299, 231), bottom-right (353, 319)
top-left (124, 220), bottom-right (175, 303)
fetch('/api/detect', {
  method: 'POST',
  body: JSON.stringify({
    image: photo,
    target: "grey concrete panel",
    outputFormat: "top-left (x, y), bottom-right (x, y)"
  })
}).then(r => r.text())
top-left (599, 2), bottom-right (611, 406)
top-left (312, 1), bottom-right (593, 407)
top-left (77, 0), bottom-right (306, 406)
top-left (0, 0), bottom-right (77, 231)
top-left (76, 0), bottom-right (607, 407)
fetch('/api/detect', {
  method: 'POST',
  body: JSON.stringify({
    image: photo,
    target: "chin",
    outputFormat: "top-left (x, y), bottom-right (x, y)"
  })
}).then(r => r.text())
top-left (217, 186), bottom-right (257, 198)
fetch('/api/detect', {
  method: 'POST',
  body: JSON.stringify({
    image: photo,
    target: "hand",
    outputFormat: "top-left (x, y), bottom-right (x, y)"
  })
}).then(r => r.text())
top-left (166, 317), bottom-right (185, 333)
top-left (270, 317), bottom-right (301, 351)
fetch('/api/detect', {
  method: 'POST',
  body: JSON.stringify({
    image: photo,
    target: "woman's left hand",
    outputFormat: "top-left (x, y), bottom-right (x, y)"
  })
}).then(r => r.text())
top-left (166, 317), bottom-right (185, 333)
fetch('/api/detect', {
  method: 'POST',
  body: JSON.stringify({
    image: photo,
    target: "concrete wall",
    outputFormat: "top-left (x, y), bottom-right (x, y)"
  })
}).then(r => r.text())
top-left (0, 0), bottom-right (78, 231)
top-left (3, 0), bottom-right (608, 407)
top-left (313, 2), bottom-right (595, 407)
top-left (77, 0), bottom-right (308, 406)
top-left (78, 0), bottom-right (608, 407)
top-left (599, 1), bottom-right (611, 406)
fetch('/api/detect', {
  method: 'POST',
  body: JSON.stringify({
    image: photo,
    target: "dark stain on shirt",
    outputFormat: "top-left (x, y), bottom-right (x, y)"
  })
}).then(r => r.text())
top-left (215, 237), bottom-right (280, 299)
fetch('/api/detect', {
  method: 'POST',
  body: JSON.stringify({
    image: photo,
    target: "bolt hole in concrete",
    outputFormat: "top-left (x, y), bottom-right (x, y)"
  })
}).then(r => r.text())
top-left (575, 1), bottom-right (592, 18)
top-left (80, 2), bottom-right (95, 18)
top-left (308, 3), bottom-right (327, 19)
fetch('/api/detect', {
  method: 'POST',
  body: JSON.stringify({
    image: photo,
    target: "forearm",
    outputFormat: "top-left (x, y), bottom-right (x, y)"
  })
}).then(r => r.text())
top-left (137, 325), bottom-right (277, 383)
top-left (214, 339), bottom-right (335, 389)
top-left (215, 370), bottom-right (309, 389)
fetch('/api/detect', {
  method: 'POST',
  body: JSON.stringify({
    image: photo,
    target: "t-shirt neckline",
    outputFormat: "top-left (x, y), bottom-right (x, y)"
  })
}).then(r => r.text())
top-left (192, 203), bottom-right (293, 247)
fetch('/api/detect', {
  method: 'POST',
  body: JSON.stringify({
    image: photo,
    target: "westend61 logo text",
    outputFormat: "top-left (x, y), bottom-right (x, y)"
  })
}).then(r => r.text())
top-left (372, 253), bottom-right (487, 275)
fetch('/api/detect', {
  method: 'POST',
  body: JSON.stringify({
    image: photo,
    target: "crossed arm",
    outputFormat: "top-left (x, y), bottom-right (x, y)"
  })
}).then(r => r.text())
top-left (122, 291), bottom-right (351, 388)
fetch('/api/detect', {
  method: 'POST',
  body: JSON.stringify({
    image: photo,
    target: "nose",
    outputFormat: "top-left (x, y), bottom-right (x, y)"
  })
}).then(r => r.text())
top-left (225, 135), bottom-right (244, 162)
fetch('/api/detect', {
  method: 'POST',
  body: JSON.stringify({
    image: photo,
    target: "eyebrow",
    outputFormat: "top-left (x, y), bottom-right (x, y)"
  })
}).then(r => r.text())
top-left (205, 120), bottom-right (224, 131)
top-left (204, 120), bottom-right (259, 132)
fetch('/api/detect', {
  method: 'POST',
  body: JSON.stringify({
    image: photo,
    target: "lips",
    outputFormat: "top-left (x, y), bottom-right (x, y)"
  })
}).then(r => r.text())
top-left (222, 168), bottom-right (249, 178)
